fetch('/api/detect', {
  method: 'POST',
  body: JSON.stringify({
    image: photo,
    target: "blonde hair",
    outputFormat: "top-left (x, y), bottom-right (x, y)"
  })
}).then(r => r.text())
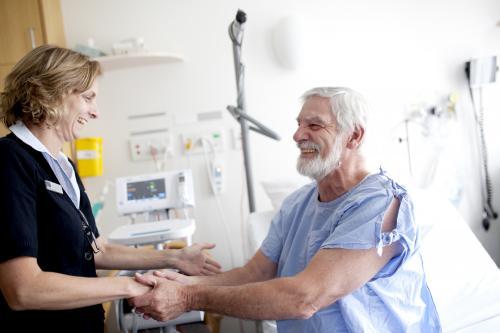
top-left (0, 45), bottom-right (101, 127)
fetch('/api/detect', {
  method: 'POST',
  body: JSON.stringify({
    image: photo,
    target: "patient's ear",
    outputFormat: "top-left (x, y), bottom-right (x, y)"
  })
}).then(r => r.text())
top-left (346, 126), bottom-right (365, 149)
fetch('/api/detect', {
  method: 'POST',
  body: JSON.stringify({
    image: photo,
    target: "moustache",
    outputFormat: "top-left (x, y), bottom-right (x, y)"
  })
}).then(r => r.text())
top-left (297, 141), bottom-right (321, 151)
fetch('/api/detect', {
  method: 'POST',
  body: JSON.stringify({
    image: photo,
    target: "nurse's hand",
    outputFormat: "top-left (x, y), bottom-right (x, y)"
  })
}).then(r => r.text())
top-left (153, 269), bottom-right (195, 285)
top-left (130, 273), bottom-right (189, 321)
top-left (127, 276), bottom-right (153, 297)
top-left (172, 243), bottom-right (222, 276)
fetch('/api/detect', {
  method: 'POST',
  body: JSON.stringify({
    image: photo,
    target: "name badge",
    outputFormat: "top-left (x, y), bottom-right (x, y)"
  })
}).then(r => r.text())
top-left (45, 180), bottom-right (63, 194)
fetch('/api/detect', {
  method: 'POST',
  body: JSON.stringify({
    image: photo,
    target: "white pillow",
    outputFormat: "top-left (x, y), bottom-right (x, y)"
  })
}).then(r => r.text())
top-left (261, 178), bottom-right (308, 210)
top-left (246, 211), bottom-right (275, 259)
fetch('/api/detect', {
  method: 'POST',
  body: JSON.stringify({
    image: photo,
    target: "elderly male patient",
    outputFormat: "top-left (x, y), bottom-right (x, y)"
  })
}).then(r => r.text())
top-left (130, 87), bottom-right (441, 332)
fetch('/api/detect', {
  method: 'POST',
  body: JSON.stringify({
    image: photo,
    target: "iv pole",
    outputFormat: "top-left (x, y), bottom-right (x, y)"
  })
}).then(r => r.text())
top-left (227, 9), bottom-right (280, 213)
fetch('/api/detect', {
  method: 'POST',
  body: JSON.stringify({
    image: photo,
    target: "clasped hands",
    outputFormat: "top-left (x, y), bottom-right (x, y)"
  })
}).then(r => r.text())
top-left (129, 269), bottom-right (192, 322)
top-left (128, 242), bottom-right (219, 321)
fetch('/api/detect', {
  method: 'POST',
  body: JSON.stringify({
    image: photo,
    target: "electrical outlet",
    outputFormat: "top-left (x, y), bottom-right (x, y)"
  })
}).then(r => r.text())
top-left (129, 134), bottom-right (172, 161)
top-left (182, 129), bottom-right (225, 155)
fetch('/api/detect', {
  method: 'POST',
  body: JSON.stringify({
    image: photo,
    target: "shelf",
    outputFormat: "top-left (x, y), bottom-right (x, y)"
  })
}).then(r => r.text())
top-left (94, 52), bottom-right (183, 71)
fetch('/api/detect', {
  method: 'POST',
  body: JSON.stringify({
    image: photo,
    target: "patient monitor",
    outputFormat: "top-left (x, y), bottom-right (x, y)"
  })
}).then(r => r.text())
top-left (115, 169), bottom-right (195, 215)
top-left (109, 169), bottom-right (202, 333)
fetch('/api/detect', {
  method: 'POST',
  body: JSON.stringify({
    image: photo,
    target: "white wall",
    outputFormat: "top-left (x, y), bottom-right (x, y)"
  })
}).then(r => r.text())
top-left (60, 0), bottom-right (500, 273)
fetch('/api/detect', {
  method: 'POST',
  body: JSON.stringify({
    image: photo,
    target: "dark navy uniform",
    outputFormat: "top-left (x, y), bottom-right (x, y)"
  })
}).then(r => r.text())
top-left (0, 133), bottom-right (105, 332)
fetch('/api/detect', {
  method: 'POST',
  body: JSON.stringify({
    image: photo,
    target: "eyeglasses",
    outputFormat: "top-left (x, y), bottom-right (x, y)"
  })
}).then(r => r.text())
top-left (78, 210), bottom-right (101, 254)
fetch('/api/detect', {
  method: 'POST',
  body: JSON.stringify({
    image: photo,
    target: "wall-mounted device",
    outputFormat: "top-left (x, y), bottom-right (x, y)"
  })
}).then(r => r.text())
top-left (465, 56), bottom-right (497, 88)
top-left (75, 137), bottom-right (103, 177)
top-left (129, 132), bottom-right (172, 162)
top-left (115, 169), bottom-right (195, 215)
top-left (209, 158), bottom-right (225, 195)
top-left (181, 129), bottom-right (225, 155)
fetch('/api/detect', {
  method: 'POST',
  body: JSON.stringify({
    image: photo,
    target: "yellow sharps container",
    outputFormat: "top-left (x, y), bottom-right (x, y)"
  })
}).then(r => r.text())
top-left (75, 137), bottom-right (103, 177)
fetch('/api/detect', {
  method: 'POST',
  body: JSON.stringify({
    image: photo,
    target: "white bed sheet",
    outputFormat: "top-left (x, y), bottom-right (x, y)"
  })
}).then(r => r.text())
top-left (414, 189), bottom-right (500, 332)
top-left (454, 314), bottom-right (500, 333)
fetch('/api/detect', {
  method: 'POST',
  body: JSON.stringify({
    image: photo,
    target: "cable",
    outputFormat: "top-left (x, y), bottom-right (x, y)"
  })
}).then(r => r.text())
top-left (117, 299), bottom-right (126, 333)
top-left (200, 137), bottom-right (236, 268)
top-left (91, 180), bottom-right (112, 223)
top-left (477, 89), bottom-right (498, 225)
top-left (238, 165), bottom-right (248, 333)
top-left (404, 119), bottom-right (413, 176)
top-left (185, 208), bottom-right (191, 219)
top-left (161, 137), bottom-right (170, 172)
top-left (240, 158), bottom-right (247, 261)
top-left (467, 80), bottom-right (498, 230)
top-left (149, 143), bottom-right (163, 172)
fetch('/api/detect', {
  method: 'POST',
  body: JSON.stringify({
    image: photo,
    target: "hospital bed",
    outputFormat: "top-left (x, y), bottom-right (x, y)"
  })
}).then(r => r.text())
top-left (247, 185), bottom-right (500, 332)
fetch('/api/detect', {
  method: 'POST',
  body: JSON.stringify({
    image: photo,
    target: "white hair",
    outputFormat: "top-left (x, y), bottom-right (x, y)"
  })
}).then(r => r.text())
top-left (301, 87), bottom-right (370, 138)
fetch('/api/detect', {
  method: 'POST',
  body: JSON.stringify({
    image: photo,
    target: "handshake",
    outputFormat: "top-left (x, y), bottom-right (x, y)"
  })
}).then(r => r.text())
top-left (128, 269), bottom-right (197, 322)
top-left (127, 242), bottom-right (221, 322)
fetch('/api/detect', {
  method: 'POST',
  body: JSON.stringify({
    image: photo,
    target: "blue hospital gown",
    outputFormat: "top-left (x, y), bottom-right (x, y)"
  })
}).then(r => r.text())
top-left (260, 169), bottom-right (441, 333)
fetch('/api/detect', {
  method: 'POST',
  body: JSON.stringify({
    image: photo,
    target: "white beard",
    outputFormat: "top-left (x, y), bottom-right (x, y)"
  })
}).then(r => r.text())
top-left (296, 136), bottom-right (344, 181)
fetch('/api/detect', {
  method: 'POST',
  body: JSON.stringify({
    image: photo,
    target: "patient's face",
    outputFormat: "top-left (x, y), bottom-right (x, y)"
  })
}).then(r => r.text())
top-left (294, 96), bottom-right (344, 180)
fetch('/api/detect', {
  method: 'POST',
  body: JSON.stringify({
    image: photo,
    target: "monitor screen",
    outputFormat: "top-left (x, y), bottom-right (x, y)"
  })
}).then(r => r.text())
top-left (116, 170), bottom-right (194, 215)
top-left (126, 178), bottom-right (166, 201)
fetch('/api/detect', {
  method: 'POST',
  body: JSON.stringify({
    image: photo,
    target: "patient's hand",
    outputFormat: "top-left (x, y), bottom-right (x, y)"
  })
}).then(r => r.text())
top-left (153, 269), bottom-right (197, 285)
top-left (173, 243), bottom-right (221, 276)
top-left (130, 272), bottom-right (189, 321)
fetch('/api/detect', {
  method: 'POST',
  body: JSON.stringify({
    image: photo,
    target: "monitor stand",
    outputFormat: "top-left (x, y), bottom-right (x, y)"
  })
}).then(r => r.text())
top-left (109, 216), bottom-right (202, 333)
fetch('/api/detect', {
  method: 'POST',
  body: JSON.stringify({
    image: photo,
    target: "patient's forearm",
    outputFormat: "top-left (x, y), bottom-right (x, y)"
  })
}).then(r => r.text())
top-left (193, 265), bottom-right (263, 286)
top-left (187, 277), bottom-right (319, 320)
top-left (192, 251), bottom-right (276, 286)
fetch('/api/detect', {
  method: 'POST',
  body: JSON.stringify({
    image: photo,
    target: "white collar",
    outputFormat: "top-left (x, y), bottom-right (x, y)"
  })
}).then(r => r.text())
top-left (9, 121), bottom-right (63, 160)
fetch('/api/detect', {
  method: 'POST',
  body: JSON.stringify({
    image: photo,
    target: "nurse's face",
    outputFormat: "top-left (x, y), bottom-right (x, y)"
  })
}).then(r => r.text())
top-left (57, 80), bottom-right (99, 142)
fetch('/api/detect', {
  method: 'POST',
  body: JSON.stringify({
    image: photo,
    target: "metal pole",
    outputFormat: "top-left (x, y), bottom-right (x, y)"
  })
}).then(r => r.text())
top-left (228, 10), bottom-right (264, 333)
top-left (230, 11), bottom-right (256, 213)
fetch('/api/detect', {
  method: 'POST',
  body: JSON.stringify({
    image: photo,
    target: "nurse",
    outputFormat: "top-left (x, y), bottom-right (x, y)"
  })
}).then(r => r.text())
top-left (0, 45), bottom-right (220, 332)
